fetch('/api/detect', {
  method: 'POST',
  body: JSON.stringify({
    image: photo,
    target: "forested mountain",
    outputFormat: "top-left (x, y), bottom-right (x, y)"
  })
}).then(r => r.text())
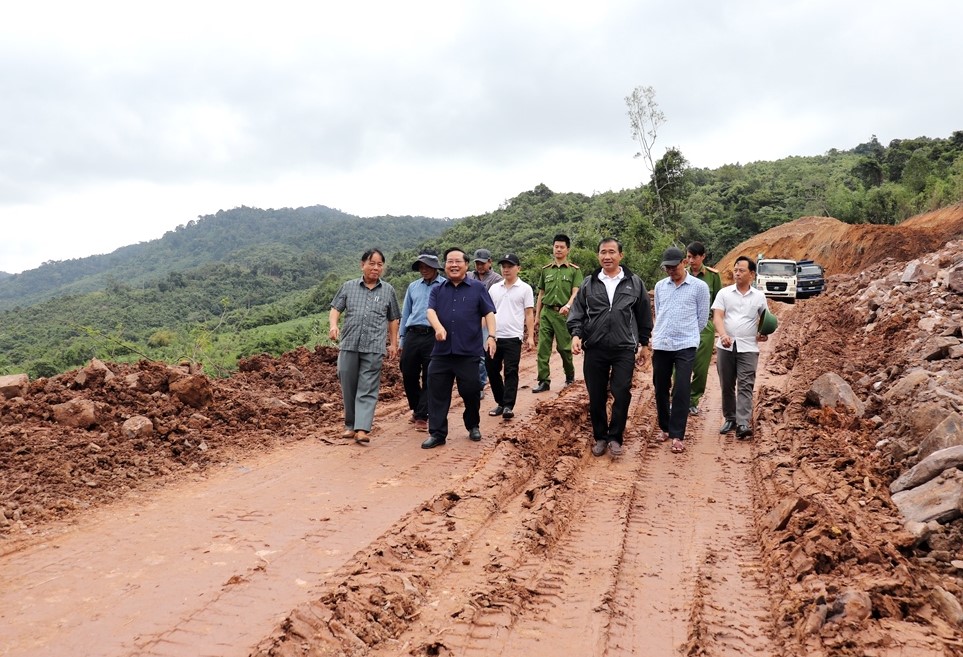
top-left (2, 132), bottom-right (961, 379)
top-left (0, 205), bottom-right (449, 310)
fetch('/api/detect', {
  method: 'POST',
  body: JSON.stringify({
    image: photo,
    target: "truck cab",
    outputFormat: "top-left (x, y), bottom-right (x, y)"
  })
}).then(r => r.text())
top-left (755, 257), bottom-right (798, 302)
top-left (795, 259), bottom-right (826, 299)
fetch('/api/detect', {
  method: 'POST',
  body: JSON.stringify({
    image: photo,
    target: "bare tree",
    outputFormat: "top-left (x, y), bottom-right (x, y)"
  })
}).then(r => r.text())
top-left (626, 85), bottom-right (667, 229)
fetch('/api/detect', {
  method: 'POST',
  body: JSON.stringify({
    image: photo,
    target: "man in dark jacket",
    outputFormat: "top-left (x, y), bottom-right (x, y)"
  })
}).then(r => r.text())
top-left (567, 238), bottom-right (653, 457)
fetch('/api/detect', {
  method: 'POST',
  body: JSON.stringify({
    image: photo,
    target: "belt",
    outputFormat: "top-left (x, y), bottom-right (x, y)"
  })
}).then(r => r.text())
top-left (406, 325), bottom-right (433, 335)
top-left (546, 305), bottom-right (563, 311)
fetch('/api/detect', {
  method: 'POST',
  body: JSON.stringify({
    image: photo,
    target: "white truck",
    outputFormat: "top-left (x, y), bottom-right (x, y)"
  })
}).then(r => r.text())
top-left (755, 255), bottom-right (797, 302)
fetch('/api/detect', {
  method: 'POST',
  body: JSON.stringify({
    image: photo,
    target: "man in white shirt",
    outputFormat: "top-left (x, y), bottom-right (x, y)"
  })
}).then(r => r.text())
top-left (568, 238), bottom-right (652, 457)
top-left (712, 255), bottom-right (770, 439)
top-left (485, 254), bottom-right (535, 420)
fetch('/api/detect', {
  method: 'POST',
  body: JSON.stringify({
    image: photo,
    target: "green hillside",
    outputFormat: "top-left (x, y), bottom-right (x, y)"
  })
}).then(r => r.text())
top-left (0, 205), bottom-right (449, 310)
top-left (1, 132), bottom-right (961, 379)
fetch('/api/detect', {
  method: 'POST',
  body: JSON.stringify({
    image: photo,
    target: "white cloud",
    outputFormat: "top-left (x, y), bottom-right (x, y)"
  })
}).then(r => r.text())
top-left (1, 0), bottom-right (961, 273)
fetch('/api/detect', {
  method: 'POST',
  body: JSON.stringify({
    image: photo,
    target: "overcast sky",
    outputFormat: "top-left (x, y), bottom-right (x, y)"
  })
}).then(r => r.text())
top-left (2, 0), bottom-right (960, 274)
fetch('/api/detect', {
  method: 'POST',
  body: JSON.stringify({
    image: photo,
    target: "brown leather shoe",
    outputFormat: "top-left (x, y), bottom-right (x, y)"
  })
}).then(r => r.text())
top-left (341, 428), bottom-right (356, 439)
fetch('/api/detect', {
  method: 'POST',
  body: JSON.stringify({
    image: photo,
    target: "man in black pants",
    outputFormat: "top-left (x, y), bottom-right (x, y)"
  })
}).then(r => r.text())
top-left (567, 238), bottom-right (652, 457)
top-left (485, 253), bottom-right (535, 420)
top-left (422, 248), bottom-right (497, 449)
top-left (399, 251), bottom-right (445, 431)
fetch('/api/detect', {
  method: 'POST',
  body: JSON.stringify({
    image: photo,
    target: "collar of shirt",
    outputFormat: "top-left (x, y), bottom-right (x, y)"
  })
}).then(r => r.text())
top-left (598, 268), bottom-right (624, 284)
top-left (598, 267), bottom-right (624, 304)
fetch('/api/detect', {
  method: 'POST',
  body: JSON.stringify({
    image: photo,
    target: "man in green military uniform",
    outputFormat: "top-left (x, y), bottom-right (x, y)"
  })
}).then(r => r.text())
top-left (533, 234), bottom-right (583, 392)
top-left (686, 241), bottom-right (723, 414)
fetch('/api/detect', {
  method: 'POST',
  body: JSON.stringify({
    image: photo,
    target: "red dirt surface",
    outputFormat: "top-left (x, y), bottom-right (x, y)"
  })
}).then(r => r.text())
top-left (2, 204), bottom-right (963, 657)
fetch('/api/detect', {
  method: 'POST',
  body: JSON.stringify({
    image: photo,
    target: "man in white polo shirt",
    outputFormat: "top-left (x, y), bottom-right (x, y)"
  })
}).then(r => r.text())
top-left (485, 253), bottom-right (535, 420)
top-left (712, 255), bottom-right (771, 439)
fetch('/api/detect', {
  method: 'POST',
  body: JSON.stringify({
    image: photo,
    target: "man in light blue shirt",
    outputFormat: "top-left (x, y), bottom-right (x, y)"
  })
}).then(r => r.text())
top-left (399, 250), bottom-right (445, 431)
top-left (652, 247), bottom-right (710, 454)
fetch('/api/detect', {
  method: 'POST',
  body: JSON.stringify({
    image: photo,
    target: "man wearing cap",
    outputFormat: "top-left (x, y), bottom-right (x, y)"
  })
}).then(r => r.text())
top-left (329, 248), bottom-right (401, 445)
top-left (399, 249), bottom-right (445, 431)
top-left (486, 253), bottom-right (535, 421)
top-left (712, 255), bottom-right (770, 439)
top-left (533, 234), bottom-right (583, 393)
top-left (422, 248), bottom-right (497, 449)
top-left (467, 249), bottom-right (503, 291)
top-left (685, 241), bottom-right (723, 416)
top-left (568, 238), bottom-right (652, 457)
top-left (467, 248), bottom-right (503, 398)
top-left (652, 246), bottom-right (710, 454)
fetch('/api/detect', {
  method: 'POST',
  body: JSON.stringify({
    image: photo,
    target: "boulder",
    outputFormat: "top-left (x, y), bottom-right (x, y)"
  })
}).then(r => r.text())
top-left (169, 375), bottom-right (214, 409)
top-left (891, 468), bottom-right (963, 524)
top-left (0, 373), bottom-right (29, 399)
top-left (883, 368), bottom-right (931, 402)
top-left (806, 372), bottom-right (865, 418)
top-left (52, 398), bottom-right (98, 429)
top-left (948, 265), bottom-right (963, 294)
top-left (918, 412), bottom-right (963, 461)
top-left (890, 444), bottom-right (963, 493)
top-left (122, 415), bottom-right (154, 439)
top-left (902, 259), bottom-right (939, 284)
top-left (922, 336), bottom-right (961, 361)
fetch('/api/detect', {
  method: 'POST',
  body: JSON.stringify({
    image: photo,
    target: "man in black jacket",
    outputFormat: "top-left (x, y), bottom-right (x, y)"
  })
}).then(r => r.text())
top-left (567, 238), bottom-right (653, 457)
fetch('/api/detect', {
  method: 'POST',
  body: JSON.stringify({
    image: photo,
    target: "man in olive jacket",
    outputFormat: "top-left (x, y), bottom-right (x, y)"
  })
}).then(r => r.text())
top-left (567, 238), bottom-right (653, 458)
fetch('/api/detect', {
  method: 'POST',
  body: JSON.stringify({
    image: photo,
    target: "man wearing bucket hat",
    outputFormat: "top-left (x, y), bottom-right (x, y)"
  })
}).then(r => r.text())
top-left (712, 255), bottom-right (773, 439)
top-left (399, 250), bottom-right (445, 431)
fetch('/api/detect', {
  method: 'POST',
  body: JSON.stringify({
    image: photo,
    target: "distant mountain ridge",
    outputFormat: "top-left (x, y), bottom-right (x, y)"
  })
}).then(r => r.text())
top-left (0, 205), bottom-right (450, 311)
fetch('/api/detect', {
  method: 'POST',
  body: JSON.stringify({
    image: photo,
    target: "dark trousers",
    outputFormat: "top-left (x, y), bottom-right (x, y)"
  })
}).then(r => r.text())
top-left (653, 347), bottom-right (696, 440)
top-left (400, 329), bottom-right (434, 420)
top-left (485, 338), bottom-right (522, 408)
top-left (583, 346), bottom-right (636, 444)
top-left (427, 354), bottom-right (482, 440)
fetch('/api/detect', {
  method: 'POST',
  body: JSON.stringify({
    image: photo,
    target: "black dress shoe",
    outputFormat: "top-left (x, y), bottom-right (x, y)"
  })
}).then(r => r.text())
top-left (564, 377), bottom-right (575, 386)
top-left (501, 407), bottom-right (514, 420)
top-left (468, 426), bottom-right (482, 441)
top-left (532, 381), bottom-right (551, 393)
top-left (421, 434), bottom-right (447, 449)
top-left (488, 405), bottom-right (504, 416)
top-left (736, 424), bottom-right (753, 439)
top-left (591, 440), bottom-right (607, 456)
top-left (719, 419), bottom-right (736, 434)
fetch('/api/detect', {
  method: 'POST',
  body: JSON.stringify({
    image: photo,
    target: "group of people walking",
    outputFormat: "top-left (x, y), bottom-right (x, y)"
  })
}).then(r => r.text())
top-left (327, 235), bottom-right (774, 456)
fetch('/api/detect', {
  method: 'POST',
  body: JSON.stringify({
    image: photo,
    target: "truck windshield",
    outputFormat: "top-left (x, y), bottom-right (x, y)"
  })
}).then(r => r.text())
top-left (798, 265), bottom-right (822, 276)
top-left (759, 262), bottom-right (796, 276)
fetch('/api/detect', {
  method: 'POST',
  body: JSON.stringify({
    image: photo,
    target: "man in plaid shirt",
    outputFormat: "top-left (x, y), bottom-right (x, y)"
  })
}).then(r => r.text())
top-left (329, 248), bottom-right (401, 445)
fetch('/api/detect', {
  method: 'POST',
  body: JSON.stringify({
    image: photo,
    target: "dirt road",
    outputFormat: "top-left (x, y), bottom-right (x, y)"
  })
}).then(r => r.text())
top-left (1, 337), bottom-right (787, 656)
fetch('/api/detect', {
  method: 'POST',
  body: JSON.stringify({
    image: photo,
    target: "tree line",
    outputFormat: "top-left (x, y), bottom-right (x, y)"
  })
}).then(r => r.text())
top-left (1, 131), bottom-right (961, 379)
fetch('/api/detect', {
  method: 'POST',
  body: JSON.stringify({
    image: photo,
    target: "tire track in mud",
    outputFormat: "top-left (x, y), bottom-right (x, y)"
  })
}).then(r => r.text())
top-left (253, 356), bottom-right (779, 656)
